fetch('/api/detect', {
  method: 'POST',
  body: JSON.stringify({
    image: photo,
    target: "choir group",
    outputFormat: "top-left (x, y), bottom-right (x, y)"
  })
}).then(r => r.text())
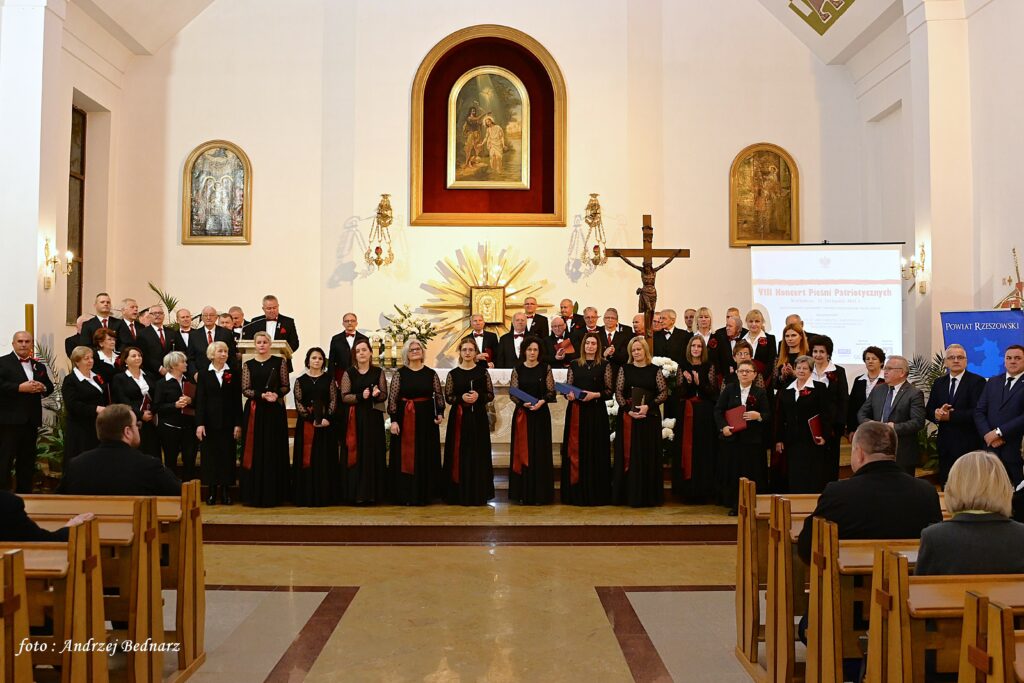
top-left (4, 291), bottom-right (1023, 512)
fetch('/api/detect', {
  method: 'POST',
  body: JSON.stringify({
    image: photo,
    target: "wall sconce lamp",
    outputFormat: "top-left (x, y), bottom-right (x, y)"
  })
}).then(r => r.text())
top-left (901, 242), bottom-right (927, 294)
top-left (364, 194), bottom-right (395, 270)
top-left (43, 238), bottom-right (73, 290)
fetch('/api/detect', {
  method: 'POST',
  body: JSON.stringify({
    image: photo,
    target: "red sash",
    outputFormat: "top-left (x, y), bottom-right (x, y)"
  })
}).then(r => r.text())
top-left (242, 403), bottom-right (256, 469)
top-left (451, 405), bottom-right (463, 484)
top-left (622, 412), bottom-right (634, 473)
top-left (512, 409), bottom-right (530, 474)
top-left (345, 405), bottom-right (358, 468)
top-left (566, 403), bottom-right (580, 485)
top-left (680, 397), bottom-right (700, 481)
top-left (301, 421), bottom-right (315, 468)
top-left (400, 397), bottom-right (432, 475)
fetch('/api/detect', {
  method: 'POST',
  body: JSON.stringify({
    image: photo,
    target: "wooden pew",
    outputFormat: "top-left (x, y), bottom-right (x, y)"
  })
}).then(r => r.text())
top-left (0, 519), bottom-right (108, 683)
top-left (957, 591), bottom-right (1024, 683)
top-left (24, 480), bottom-right (206, 674)
top-left (735, 478), bottom-right (760, 666)
top-left (866, 549), bottom-right (1024, 683)
top-left (986, 599), bottom-right (1024, 683)
top-left (1, 550), bottom-right (32, 683)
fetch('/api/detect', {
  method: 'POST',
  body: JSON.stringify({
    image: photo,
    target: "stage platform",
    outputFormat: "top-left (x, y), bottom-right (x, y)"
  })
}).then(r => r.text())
top-left (202, 501), bottom-right (737, 545)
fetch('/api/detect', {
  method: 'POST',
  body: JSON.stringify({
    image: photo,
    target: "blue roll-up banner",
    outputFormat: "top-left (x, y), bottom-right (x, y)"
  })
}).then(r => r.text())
top-left (940, 309), bottom-right (1024, 377)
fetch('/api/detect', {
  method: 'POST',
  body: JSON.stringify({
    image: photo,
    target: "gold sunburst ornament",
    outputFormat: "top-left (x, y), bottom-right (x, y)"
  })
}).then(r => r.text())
top-left (365, 194), bottom-right (395, 269)
top-left (423, 243), bottom-right (551, 355)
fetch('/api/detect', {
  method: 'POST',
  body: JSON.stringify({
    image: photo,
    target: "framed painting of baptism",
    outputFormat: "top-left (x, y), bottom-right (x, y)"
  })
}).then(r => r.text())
top-left (181, 139), bottom-right (253, 245)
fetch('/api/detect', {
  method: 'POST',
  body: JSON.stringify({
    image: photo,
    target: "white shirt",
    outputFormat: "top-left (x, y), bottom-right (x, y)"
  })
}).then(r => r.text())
top-left (201, 326), bottom-right (218, 343)
top-left (786, 378), bottom-right (812, 400)
top-left (179, 329), bottom-right (191, 346)
top-left (739, 384), bottom-right (752, 406)
top-left (744, 331), bottom-right (766, 349)
top-left (811, 362), bottom-right (836, 386)
top-left (860, 373), bottom-right (883, 398)
top-left (512, 332), bottom-right (525, 358)
top-left (887, 380), bottom-right (906, 400)
top-left (151, 324), bottom-right (167, 341)
top-left (166, 374), bottom-right (185, 392)
top-left (265, 319), bottom-right (278, 338)
top-left (697, 331), bottom-right (711, 345)
top-left (1005, 373), bottom-right (1023, 392)
top-left (209, 363), bottom-right (227, 386)
top-left (125, 320), bottom-right (138, 338)
top-left (472, 332), bottom-right (485, 351)
top-left (18, 356), bottom-right (34, 382)
top-left (126, 370), bottom-right (150, 398)
top-left (664, 326), bottom-right (675, 338)
top-left (97, 351), bottom-right (117, 367)
top-left (947, 371), bottom-right (965, 397)
top-left (526, 316), bottom-right (537, 331)
top-left (74, 367), bottom-right (103, 392)
top-left (346, 333), bottom-right (356, 348)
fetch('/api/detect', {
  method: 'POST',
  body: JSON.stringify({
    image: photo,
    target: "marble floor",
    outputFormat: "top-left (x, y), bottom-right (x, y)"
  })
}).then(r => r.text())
top-left (197, 543), bottom-right (740, 682)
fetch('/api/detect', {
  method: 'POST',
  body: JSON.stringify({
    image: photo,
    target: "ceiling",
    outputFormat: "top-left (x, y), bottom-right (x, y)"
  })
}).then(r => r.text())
top-left (72, 0), bottom-right (215, 55)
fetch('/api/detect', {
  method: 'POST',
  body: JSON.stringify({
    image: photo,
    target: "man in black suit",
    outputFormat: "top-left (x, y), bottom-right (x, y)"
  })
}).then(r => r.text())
top-left (58, 404), bottom-right (181, 496)
top-left (712, 315), bottom-right (747, 378)
top-left (557, 299), bottom-right (585, 335)
top-left (797, 420), bottom-right (942, 563)
top-left (65, 314), bottom-right (91, 357)
top-left (228, 306), bottom-right (248, 342)
top-left (857, 354), bottom-right (926, 474)
top-left (0, 332), bottom-right (54, 492)
top-left (683, 308), bottom-right (697, 333)
top-left (926, 344), bottom-right (987, 486)
top-left (569, 306), bottom-right (603, 351)
top-left (0, 490), bottom-right (92, 541)
top-left (545, 316), bottom-right (578, 369)
top-left (600, 308), bottom-right (631, 367)
top-left (631, 314), bottom-right (645, 336)
top-left (117, 297), bottom-right (142, 350)
top-left (170, 308), bottom-right (195, 355)
top-left (138, 304), bottom-right (175, 377)
top-left (242, 294), bottom-right (300, 353)
top-left (328, 312), bottom-right (369, 382)
top-left (523, 296), bottom-right (548, 338)
top-left (975, 344), bottom-right (1024, 486)
top-left (79, 292), bottom-right (126, 348)
top-left (466, 314), bottom-right (499, 368)
top-left (497, 313), bottom-right (529, 368)
top-left (188, 306), bottom-right (237, 378)
top-left (653, 309), bottom-right (689, 363)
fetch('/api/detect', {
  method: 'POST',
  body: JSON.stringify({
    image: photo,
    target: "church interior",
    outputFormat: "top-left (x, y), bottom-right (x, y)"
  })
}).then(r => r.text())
top-left (3, 0), bottom-right (1024, 680)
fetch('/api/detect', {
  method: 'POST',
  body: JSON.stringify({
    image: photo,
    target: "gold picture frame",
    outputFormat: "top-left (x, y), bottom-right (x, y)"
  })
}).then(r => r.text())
top-left (729, 143), bottom-right (799, 248)
top-left (410, 24), bottom-right (567, 227)
top-left (471, 286), bottom-right (506, 324)
top-left (181, 139), bottom-right (252, 245)
top-left (447, 66), bottom-right (530, 190)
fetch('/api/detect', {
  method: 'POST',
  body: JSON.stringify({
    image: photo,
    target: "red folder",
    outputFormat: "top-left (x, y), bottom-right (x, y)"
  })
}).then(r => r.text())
top-left (556, 339), bottom-right (575, 355)
top-left (182, 381), bottom-right (196, 416)
top-left (724, 405), bottom-right (748, 433)
top-left (808, 414), bottom-right (823, 439)
top-left (478, 350), bottom-right (491, 362)
top-left (141, 395), bottom-right (152, 414)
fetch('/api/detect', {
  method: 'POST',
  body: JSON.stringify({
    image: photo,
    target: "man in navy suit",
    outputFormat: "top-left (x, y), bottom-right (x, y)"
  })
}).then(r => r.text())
top-left (926, 344), bottom-right (986, 486)
top-left (975, 344), bottom-right (1024, 486)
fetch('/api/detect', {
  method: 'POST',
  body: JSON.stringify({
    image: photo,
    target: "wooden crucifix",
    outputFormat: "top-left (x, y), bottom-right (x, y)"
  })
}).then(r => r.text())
top-left (605, 215), bottom-right (690, 346)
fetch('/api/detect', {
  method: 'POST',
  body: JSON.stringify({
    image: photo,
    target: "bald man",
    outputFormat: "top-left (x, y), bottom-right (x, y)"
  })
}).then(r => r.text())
top-left (0, 332), bottom-right (54, 491)
top-left (187, 306), bottom-right (237, 378)
top-left (557, 299), bottom-right (585, 335)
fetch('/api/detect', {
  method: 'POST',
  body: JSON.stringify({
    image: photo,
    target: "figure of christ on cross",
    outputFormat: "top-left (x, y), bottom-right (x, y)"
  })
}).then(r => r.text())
top-left (605, 215), bottom-right (690, 347)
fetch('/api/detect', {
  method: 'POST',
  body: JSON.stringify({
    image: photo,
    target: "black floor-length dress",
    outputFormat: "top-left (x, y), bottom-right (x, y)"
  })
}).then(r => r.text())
top-left (673, 361), bottom-right (719, 503)
top-left (292, 373), bottom-right (339, 507)
top-left (508, 362), bottom-right (556, 505)
top-left (339, 366), bottom-right (388, 504)
top-left (387, 365), bottom-right (444, 505)
top-left (560, 361), bottom-right (613, 505)
top-left (612, 363), bottom-right (669, 507)
top-left (442, 365), bottom-right (495, 505)
top-left (240, 356), bottom-right (291, 507)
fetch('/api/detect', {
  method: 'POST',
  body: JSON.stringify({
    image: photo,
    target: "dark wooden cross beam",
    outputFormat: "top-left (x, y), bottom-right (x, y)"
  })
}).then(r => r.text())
top-left (606, 214), bottom-right (690, 347)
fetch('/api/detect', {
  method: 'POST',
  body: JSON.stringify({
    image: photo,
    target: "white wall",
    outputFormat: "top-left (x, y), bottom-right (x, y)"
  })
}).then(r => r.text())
top-left (104, 0), bottom-right (863, 366)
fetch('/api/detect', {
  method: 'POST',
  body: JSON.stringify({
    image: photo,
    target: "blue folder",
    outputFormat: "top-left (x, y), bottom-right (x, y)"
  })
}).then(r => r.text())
top-left (554, 382), bottom-right (585, 399)
top-left (509, 386), bottom-right (540, 405)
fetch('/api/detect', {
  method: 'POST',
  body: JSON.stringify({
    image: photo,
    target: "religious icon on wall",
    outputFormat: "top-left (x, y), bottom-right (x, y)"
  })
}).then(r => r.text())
top-left (470, 286), bottom-right (506, 325)
top-left (729, 143), bottom-right (799, 248)
top-left (181, 140), bottom-right (252, 245)
top-left (447, 66), bottom-right (530, 190)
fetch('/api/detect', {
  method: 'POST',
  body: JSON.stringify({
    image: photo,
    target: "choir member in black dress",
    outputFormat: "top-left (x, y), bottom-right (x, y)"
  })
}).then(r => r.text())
top-left (239, 332), bottom-right (291, 507)
top-left (339, 338), bottom-right (388, 505)
top-left (809, 335), bottom-right (848, 484)
top-left (443, 338), bottom-right (495, 505)
top-left (771, 323), bottom-right (810, 392)
top-left (847, 346), bottom-right (885, 438)
top-left (153, 351), bottom-right (197, 481)
top-left (92, 327), bottom-right (119, 385)
top-left (612, 337), bottom-right (669, 507)
top-left (715, 360), bottom-right (771, 514)
top-left (195, 341), bottom-right (242, 505)
top-left (111, 346), bottom-right (160, 459)
top-left (774, 355), bottom-right (832, 493)
top-left (387, 338), bottom-right (444, 505)
top-left (508, 337), bottom-right (556, 505)
top-left (62, 346), bottom-right (110, 464)
top-left (560, 332), bottom-right (613, 505)
top-left (674, 334), bottom-right (719, 503)
top-left (742, 310), bottom-right (777, 394)
top-left (292, 347), bottom-right (338, 507)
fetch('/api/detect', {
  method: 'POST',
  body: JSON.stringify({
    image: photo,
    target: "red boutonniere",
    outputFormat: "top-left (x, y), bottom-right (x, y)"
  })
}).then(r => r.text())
top-left (708, 338), bottom-right (719, 349)
top-left (826, 371), bottom-right (837, 382)
top-left (223, 372), bottom-right (232, 383)
top-left (758, 337), bottom-right (767, 346)
top-left (95, 375), bottom-right (104, 385)
top-left (33, 363), bottom-right (47, 377)
top-left (278, 326), bottom-right (287, 335)
top-left (799, 388), bottom-right (812, 397)
top-left (745, 394), bottom-right (757, 408)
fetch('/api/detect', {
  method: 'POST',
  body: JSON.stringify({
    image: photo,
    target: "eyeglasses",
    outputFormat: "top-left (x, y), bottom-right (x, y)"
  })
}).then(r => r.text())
top-left (945, 355), bottom-right (966, 361)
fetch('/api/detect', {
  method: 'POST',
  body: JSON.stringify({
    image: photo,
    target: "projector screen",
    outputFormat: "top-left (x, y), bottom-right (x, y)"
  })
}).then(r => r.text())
top-left (750, 244), bottom-right (903, 365)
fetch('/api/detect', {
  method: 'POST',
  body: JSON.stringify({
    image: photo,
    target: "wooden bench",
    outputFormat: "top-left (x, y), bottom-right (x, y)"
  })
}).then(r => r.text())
top-left (24, 480), bottom-right (206, 674)
top-left (866, 549), bottom-right (1024, 682)
top-left (0, 519), bottom-right (108, 683)
top-left (1, 550), bottom-right (32, 683)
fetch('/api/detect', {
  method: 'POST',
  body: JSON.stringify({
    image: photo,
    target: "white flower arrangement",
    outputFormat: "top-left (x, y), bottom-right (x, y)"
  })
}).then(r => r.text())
top-left (606, 399), bottom-right (619, 416)
top-left (661, 427), bottom-right (675, 441)
top-left (651, 355), bottom-right (679, 378)
top-left (609, 431), bottom-right (616, 442)
top-left (383, 417), bottom-right (392, 431)
top-left (662, 418), bottom-right (676, 430)
top-left (382, 305), bottom-right (437, 344)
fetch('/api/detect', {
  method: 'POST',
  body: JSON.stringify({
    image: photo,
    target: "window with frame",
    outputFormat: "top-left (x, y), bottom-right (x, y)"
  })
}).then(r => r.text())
top-left (66, 107), bottom-right (85, 325)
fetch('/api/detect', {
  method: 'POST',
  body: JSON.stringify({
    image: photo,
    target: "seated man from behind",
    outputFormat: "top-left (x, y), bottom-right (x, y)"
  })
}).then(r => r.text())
top-left (58, 403), bottom-right (181, 496)
top-left (0, 489), bottom-right (93, 542)
top-left (797, 420), bottom-right (942, 564)
top-left (916, 450), bottom-right (1024, 575)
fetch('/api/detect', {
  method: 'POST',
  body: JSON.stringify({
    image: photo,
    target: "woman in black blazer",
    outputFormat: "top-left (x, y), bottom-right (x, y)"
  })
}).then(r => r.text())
top-left (916, 451), bottom-right (1024, 575)
top-left (62, 345), bottom-right (110, 465)
top-left (110, 346), bottom-right (160, 458)
top-left (774, 355), bottom-right (832, 494)
top-left (91, 327), bottom-right (119, 386)
top-left (152, 350), bottom-right (197, 481)
top-left (742, 310), bottom-right (777, 395)
top-left (194, 341), bottom-right (243, 505)
top-left (846, 346), bottom-right (885, 437)
top-left (715, 360), bottom-right (770, 514)
top-left (809, 335), bottom-right (848, 485)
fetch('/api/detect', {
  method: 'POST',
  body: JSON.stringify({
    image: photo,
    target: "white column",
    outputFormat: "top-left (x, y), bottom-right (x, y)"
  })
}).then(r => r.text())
top-left (904, 0), bottom-right (975, 354)
top-left (0, 0), bottom-right (65, 342)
